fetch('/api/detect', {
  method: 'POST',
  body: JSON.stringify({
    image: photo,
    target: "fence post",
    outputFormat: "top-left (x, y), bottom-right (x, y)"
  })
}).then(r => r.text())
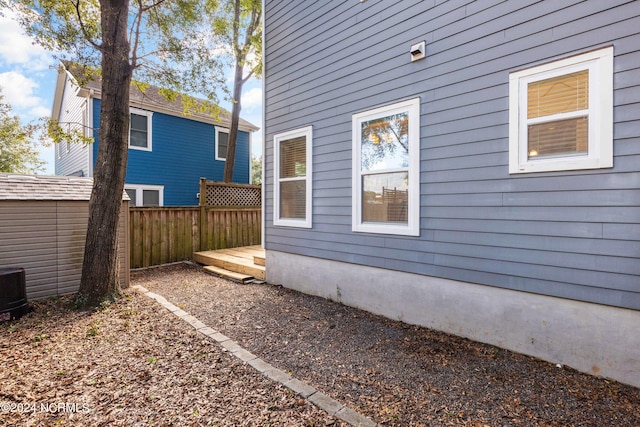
top-left (199, 177), bottom-right (207, 206)
top-left (199, 177), bottom-right (207, 251)
top-left (199, 205), bottom-right (207, 251)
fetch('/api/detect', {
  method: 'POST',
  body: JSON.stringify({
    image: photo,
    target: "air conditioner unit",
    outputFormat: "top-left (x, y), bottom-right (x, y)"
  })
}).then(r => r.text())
top-left (0, 267), bottom-right (29, 322)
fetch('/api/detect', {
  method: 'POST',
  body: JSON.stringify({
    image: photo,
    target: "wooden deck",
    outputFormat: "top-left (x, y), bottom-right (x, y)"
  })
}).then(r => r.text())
top-left (193, 245), bottom-right (265, 282)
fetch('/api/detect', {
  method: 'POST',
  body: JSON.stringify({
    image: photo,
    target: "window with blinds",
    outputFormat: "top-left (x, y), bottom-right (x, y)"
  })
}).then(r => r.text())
top-left (527, 70), bottom-right (589, 159)
top-left (274, 127), bottom-right (312, 227)
top-left (279, 136), bottom-right (307, 219)
top-left (508, 47), bottom-right (613, 174)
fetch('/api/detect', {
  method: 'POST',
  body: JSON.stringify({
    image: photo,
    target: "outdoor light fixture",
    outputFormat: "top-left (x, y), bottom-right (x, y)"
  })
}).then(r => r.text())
top-left (410, 41), bottom-right (426, 62)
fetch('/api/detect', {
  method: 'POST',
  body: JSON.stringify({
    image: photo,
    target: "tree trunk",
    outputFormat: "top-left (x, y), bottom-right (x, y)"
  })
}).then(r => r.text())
top-left (222, 60), bottom-right (244, 183)
top-left (77, 0), bottom-right (132, 308)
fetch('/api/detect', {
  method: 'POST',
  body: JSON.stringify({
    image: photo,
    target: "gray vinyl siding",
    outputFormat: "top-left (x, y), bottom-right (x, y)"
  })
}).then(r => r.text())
top-left (264, 1), bottom-right (640, 310)
top-left (55, 74), bottom-right (91, 177)
top-left (0, 202), bottom-right (58, 299)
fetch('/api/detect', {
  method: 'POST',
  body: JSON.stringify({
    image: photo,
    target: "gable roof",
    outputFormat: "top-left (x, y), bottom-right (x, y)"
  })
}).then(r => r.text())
top-left (0, 173), bottom-right (129, 201)
top-left (52, 62), bottom-right (259, 133)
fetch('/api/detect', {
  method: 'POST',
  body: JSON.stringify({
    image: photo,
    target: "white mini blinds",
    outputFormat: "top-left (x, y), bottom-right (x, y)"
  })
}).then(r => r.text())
top-left (352, 98), bottom-right (420, 236)
top-left (509, 47), bottom-right (613, 173)
top-left (273, 126), bottom-right (312, 228)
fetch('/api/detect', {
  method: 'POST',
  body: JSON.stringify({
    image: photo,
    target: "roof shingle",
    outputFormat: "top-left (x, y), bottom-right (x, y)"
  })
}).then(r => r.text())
top-left (0, 173), bottom-right (129, 201)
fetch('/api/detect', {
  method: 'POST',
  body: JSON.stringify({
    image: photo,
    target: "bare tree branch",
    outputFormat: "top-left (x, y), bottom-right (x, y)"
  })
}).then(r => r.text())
top-left (71, 0), bottom-right (102, 51)
top-left (140, 0), bottom-right (169, 13)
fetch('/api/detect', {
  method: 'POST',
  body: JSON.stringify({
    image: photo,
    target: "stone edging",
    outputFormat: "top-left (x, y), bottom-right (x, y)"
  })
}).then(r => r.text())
top-left (132, 285), bottom-right (378, 427)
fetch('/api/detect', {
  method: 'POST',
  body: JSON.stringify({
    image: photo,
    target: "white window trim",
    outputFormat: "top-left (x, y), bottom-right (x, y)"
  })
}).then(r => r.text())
top-left (215, 127), bottom-right (229, 161)
top-left (508, 46), bottom-right (613, 174)
top-left (124, 184), bottom-right (164, 207)
top-left (129, 107), bottom-right (153, 152)
top-left (352, 98), bottom-right (420, 236)
top-left (273, 126), bottom-right (313, 228)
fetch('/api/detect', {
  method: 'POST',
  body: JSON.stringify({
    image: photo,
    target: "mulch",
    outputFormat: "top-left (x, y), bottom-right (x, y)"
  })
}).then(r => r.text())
top-left (135, 263), bottom-right (640, 427)
top-left (1, 262), bottom-right (638, 426)
top-left (0, 284), bottom-right (345, 426)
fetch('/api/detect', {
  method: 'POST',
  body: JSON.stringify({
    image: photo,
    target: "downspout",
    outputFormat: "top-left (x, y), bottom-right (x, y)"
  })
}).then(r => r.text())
top-left (88, 88), bottom-right (94, 177)
top-left (261, 0), bottom-right (266, 250)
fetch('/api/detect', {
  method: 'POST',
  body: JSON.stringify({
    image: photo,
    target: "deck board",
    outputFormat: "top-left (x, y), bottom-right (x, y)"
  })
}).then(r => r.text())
top-left (194, 246), bottom-right (266, 280)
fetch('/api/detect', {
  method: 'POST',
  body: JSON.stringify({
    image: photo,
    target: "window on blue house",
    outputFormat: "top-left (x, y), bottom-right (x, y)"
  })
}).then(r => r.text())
top-left (125, 184), bottom-right (163, 207)
top-left (129, 108), bottom-right (153, 151)
top-left (509, 47), bottom-right (613, 173)
top-left (352, 98), bottom-right (420, 236)
top-left (216, 127), bottom-right (229, 160)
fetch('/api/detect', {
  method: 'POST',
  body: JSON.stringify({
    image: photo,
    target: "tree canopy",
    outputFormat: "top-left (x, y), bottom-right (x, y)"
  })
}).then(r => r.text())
top-left (166, 0), bottom-right (262, 182)
top-left (6, 0), bottom-right (262, 307)
top-left (0, 89), bottom-right (44, 174)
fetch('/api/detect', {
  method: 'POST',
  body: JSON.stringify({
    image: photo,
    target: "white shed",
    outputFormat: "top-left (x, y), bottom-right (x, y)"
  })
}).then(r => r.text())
top-left (0, 174), bottom-right (130, 299)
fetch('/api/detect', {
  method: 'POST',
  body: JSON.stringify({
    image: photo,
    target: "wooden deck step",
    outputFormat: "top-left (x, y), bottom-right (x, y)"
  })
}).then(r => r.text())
top-left (203, 265), bottom-right (254, 283)
top-left (194, 249), bottom-right (266, 280)
top-left (253, 255), bottom-right (265, 266)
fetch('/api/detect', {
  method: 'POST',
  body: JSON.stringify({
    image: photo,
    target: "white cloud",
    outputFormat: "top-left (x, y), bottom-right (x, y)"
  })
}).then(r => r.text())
top-left (241, 87), bottom-right (262, 110)
top-left (0, 9), bottom-right (52, 71)
top-left (0, 71), bottom-right (47, 118)
top-left (38, 144), bottom-right (56, 175)
top-left (30, 105), bottom-right (51, 117)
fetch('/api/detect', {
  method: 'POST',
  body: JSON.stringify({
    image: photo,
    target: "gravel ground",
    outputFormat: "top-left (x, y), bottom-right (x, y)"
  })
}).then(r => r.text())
top-left (0, 287), bottom-right (345, 426)
top-left (135, 262), bottom-right (640, 427)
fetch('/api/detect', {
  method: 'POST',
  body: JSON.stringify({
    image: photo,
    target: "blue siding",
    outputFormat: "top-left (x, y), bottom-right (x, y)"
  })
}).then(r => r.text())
top-left (264, 0), bottom-right (640, 310)
top-left (92, 98), bottom-right (250, 205)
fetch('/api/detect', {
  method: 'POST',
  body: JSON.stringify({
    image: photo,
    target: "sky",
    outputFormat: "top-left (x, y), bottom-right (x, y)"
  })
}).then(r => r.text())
top-left (0, 8), bottom-right (263, 176)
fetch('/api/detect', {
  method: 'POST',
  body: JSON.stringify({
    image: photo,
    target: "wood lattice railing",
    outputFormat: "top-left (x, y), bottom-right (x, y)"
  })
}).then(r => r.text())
top-left (199, 178), bottom-right (261, 207)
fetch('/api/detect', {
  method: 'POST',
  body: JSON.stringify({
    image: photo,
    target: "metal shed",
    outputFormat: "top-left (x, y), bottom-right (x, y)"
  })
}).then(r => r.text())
top-left (0, 174), bottom-right (130, 299)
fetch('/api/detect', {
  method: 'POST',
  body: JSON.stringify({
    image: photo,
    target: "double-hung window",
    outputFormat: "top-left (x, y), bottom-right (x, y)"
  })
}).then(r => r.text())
top-left (124, 184), bottom-right (164, 207)
top-left (129, 108), bottom-right (153, 151)
top-left (273, 126), bottom-right (312, 228)
top-left (509, 47), bottom-right (613, 173)
top-left (216, 127), bottom-right (229, 161)
top-left (352, 98), bottom-right (420, 236)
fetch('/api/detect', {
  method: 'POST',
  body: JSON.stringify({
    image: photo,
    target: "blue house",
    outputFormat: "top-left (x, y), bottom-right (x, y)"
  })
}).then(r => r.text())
top-left (52, 63), bottom-right (259, 206)
top-left (263, 1), bottom-right (640, 387)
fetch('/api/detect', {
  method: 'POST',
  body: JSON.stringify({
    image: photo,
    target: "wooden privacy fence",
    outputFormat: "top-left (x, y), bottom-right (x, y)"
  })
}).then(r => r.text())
top-left (129, 206), bottom-right (261, 268)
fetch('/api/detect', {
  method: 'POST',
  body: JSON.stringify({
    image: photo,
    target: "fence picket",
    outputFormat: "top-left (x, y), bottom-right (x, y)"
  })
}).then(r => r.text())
top-left (129, 207), bottom-right (261, 268)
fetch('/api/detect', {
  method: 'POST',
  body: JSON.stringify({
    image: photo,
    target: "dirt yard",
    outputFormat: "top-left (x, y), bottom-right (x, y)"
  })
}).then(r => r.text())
top-left (1, 262), bottom-right (638, 426)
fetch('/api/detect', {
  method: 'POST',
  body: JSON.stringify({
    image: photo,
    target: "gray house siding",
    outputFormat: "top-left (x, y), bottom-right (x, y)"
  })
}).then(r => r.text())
top-left (264, 1), bottom-right (640, 310)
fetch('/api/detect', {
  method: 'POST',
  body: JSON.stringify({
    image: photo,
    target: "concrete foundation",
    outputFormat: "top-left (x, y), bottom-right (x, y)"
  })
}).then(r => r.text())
top-left (267, 250), bottom-right (640, 389)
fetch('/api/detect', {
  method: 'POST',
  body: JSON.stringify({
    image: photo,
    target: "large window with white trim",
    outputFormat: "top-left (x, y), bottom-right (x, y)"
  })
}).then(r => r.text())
top-left (352, 98), bottom-right (420, 236)
top-left (129, 108), bottom-right (153, 151)
top-left (273, 126), bottom-right (312, 228)
top-left (509, 47), bottom-right (613, 174)
top-left (125, 184), bottom-right (164, 207)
